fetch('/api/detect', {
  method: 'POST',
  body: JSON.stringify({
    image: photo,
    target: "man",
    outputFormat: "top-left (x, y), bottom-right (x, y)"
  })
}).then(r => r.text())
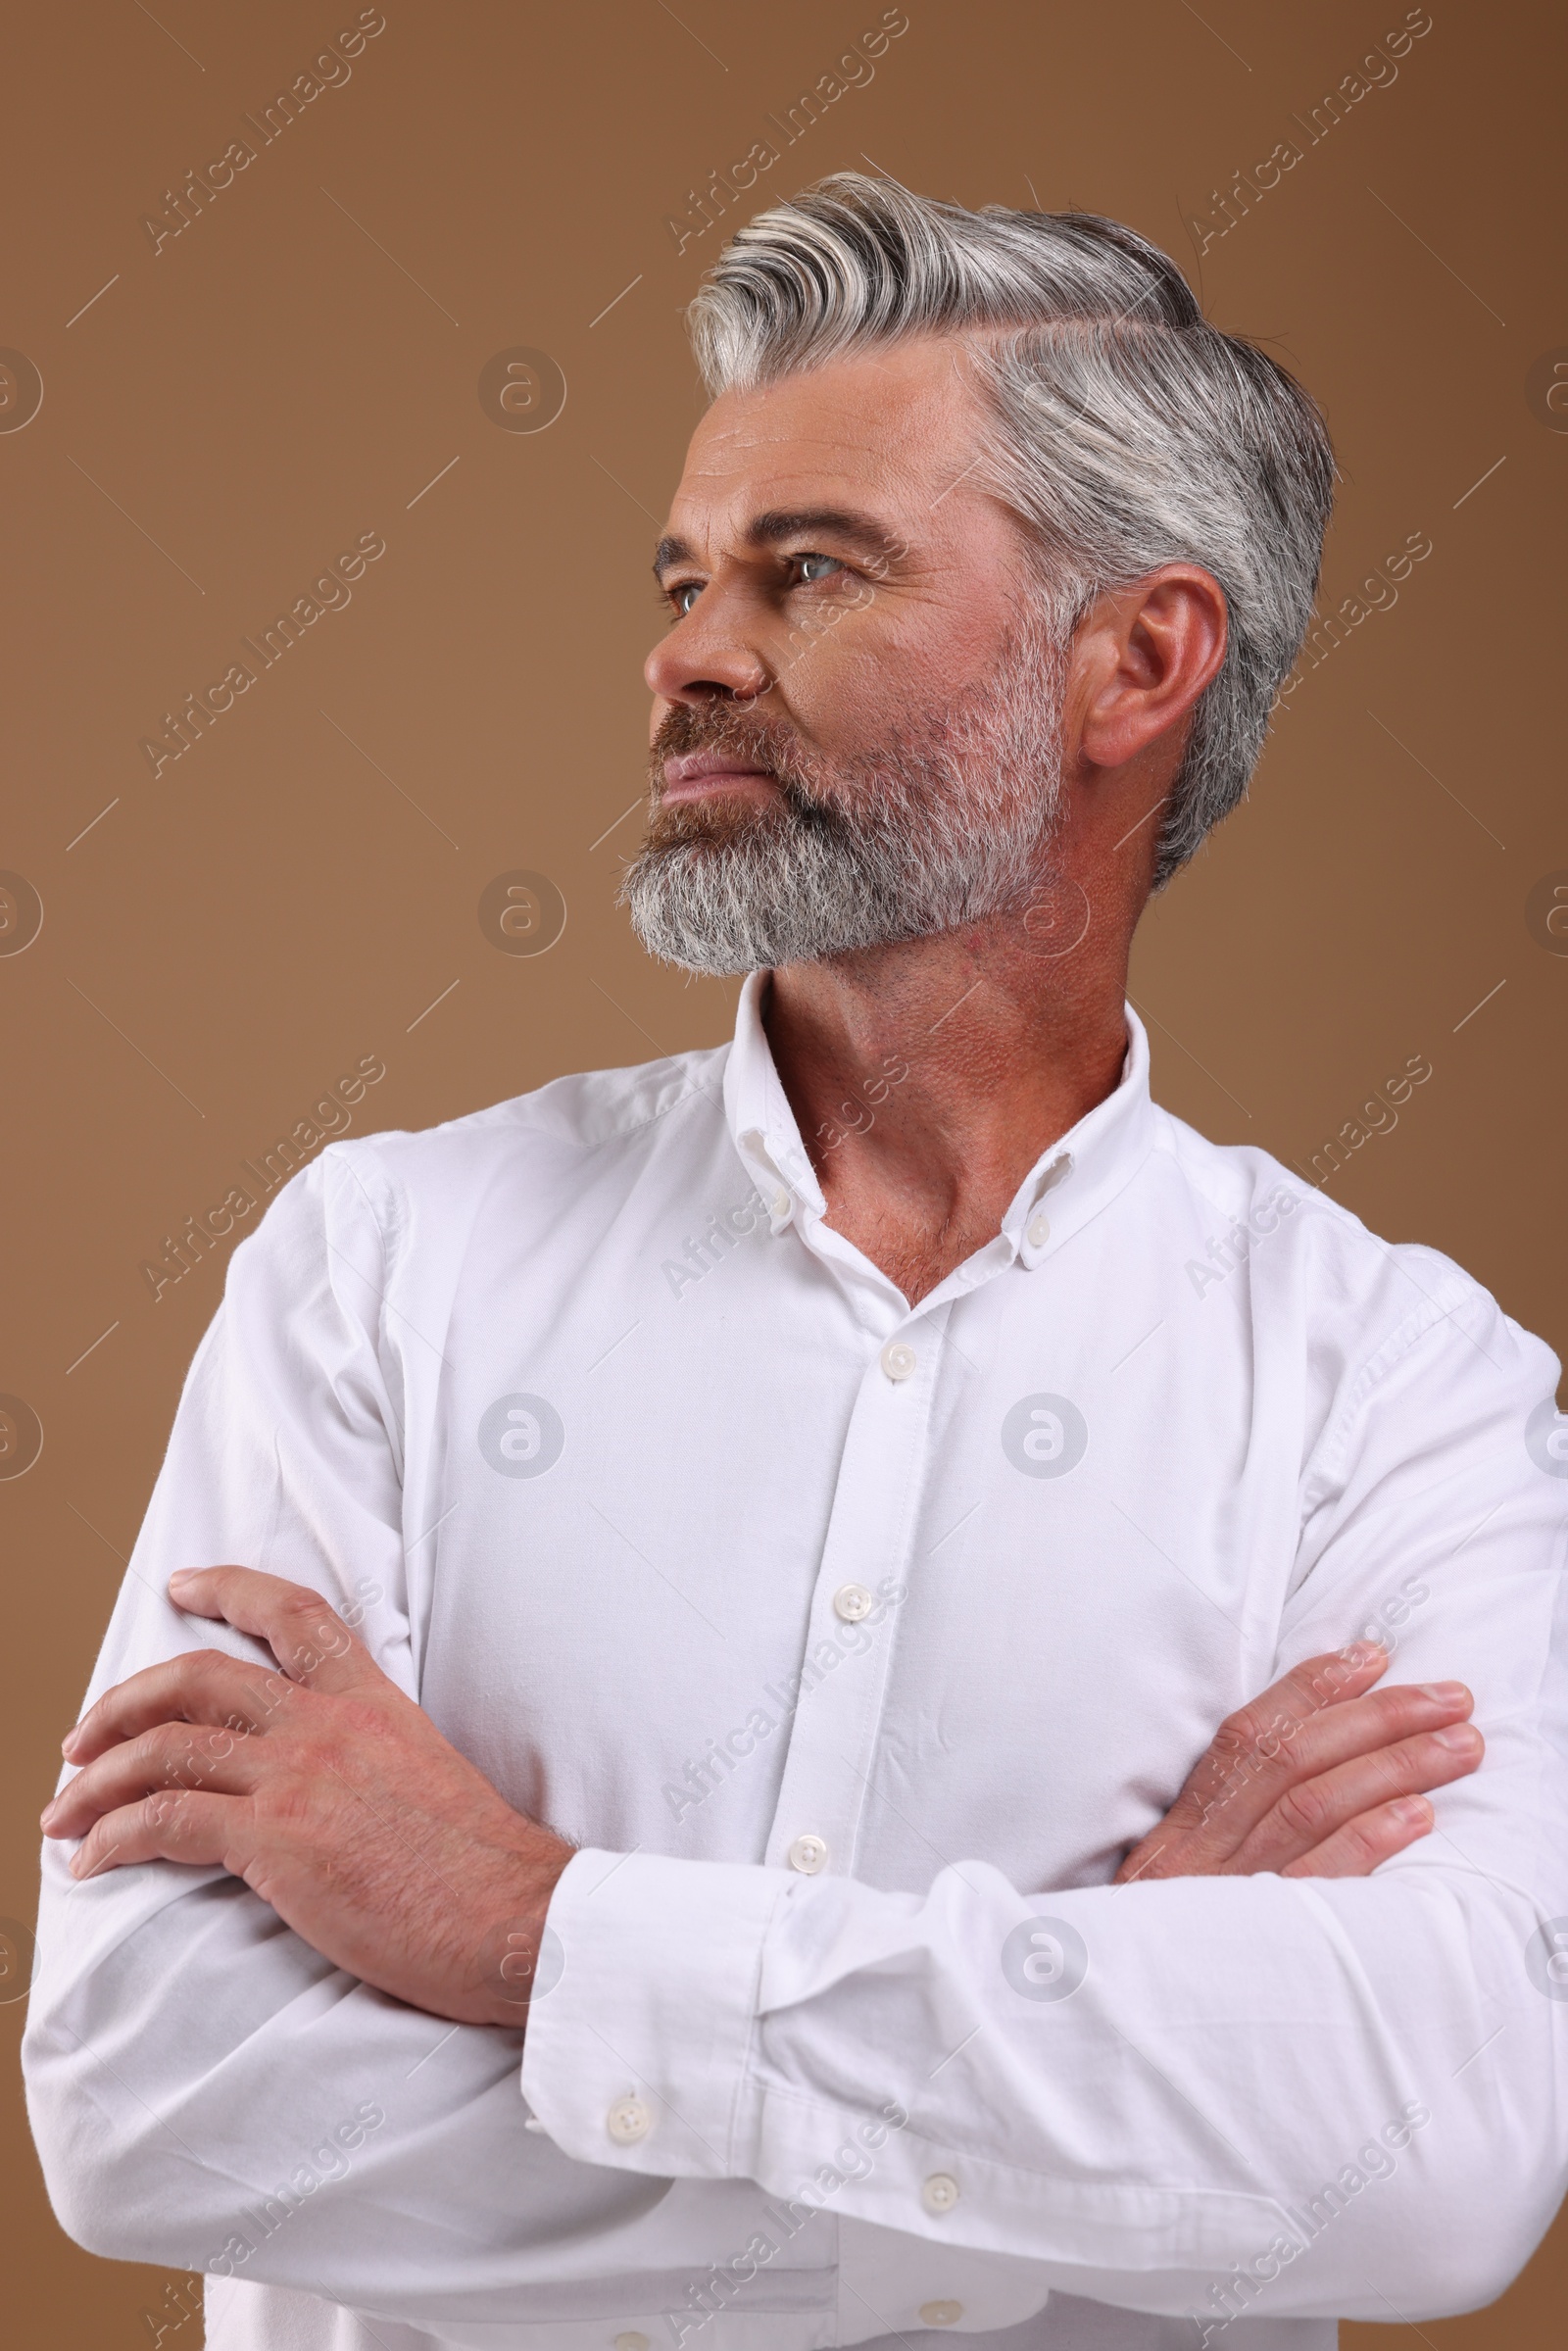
top-left (24, 175), bottom-right (1568, 2351)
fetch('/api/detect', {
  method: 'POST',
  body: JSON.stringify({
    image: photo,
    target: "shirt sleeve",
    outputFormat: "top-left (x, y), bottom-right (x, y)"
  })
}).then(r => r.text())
top-left (521, 1271), bottom-right (1568, 2327)
top-left (20, 1148), bottom-right (696, 2334)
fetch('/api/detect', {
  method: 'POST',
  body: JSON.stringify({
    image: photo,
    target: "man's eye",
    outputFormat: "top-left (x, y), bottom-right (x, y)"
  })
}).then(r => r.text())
top-left (670, 582), bottom-right (703, 615)
top-left (795, 553), bottom-right (843, 584)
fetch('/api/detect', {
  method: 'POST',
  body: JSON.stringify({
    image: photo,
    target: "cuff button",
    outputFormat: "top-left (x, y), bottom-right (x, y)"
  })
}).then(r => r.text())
top-left (919, 2303), bottom-right (963, 2327)
top-left (606, 2095), bottom-right (652, 2144)
top-left (921, 2171), bottom-right (960, 2215)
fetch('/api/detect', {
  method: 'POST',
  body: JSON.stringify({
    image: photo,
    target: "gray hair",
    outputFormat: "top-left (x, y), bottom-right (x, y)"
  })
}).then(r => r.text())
top-left (685, 173), bottom-right (1336, 888)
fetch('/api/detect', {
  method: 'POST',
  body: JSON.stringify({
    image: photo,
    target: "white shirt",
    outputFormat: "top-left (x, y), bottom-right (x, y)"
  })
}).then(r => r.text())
top-left (23, 978), bottom-right (1568, 2351)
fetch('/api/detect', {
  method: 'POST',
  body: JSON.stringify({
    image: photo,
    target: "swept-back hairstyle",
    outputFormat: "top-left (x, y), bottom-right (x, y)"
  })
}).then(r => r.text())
top-left (686, 173), bottom-right (1335, 887)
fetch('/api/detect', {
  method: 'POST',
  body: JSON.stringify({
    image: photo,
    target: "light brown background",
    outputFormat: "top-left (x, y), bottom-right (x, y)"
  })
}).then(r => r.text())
top-left (2, 0), bottom-right (1563, 2339)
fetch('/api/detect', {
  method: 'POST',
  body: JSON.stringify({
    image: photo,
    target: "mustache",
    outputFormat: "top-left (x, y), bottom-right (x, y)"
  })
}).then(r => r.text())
top-left (648, 705), bottom-right (825, 806)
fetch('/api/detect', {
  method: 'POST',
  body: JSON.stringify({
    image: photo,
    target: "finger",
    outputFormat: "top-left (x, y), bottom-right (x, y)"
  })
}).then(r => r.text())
top-left (1270, 1678), bottom-right (1475, 1782)
top-left (44, 1719), bottom-right (265, 1839)
top-left (62, 1649), bottom-right (293, 1764)
top-left (1281, 1794), bottom-right (1436, 1879)
top-left (1159, 1642), bottom-right (1392, 1847)
top-left (165, 1566), bottom-right (374, 1695)
top-left (1230, 1722), bottom-right (1484, 1874)
top-left (1113, 1830), bottom-right (1180, 1886)
top-left (65, 1787), bottom-right (242, 1882)
top-left (1181, 1679), bottom-right (1477, 1862)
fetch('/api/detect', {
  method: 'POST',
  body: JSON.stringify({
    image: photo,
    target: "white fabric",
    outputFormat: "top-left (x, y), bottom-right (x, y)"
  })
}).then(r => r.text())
top-left (23, 976), bottom-right (1568, 2351)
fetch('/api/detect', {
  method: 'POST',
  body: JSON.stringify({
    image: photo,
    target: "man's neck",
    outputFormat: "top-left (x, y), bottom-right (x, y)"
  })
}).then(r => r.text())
top-left (762, 912), bottom-right (1132, 1305)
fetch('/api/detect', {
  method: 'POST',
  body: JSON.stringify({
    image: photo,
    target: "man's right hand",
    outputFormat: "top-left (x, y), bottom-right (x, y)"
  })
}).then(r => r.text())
top-left (1114, 1641), bottom-right (1483, 1885)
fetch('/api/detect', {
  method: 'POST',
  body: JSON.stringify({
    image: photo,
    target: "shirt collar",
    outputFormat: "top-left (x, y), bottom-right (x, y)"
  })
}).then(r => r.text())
top-left (723, 973), bottom-right (826, 1235)
top-left (721, 971), bottom-right (1156, 1271)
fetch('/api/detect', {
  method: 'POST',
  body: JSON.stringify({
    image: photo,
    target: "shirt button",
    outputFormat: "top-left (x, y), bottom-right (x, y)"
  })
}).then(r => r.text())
top-left (614, 2336), bottom-right (651, 2351)
top-left (771, 1190), bottom-right (791, 1220)
top-left (833, 1583), bottom-right (873, 1622)
top-left (1027, 1212), bottom-right (1051, 1249)
top-left (921, 2172), bottom-right (960, 2215)
top-left (880, 1339), bottom-right (916, 1381)
top-left (787, 1833), bottom-right (828, 1874)
top-left (606, 2096), bottom-right (652, 2144)
top-left (919, 2304), bottom-right (964, 2327)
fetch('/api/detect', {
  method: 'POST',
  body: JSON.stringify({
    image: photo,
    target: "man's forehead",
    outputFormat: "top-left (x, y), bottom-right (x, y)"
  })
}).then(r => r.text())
top-left (665, 341), bottom-right (986, 544)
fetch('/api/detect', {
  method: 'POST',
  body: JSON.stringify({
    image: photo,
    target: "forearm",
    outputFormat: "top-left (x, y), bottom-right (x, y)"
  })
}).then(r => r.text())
top-left (23, 1839), bottom-right (678, 2325)
top-left (522, 1845), bottom-right (1568, 2322)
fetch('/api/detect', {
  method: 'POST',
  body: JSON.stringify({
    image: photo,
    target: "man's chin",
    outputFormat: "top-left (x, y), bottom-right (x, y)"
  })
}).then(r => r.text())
top-left (641, 792), bottom-right (789, 853)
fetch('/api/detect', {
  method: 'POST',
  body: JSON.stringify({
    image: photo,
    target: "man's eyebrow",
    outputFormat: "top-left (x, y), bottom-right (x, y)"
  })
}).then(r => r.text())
top-left (652, 508), bottom-right (906, 580)
top-left (744, 507), bottom-right (906, 562)
top-left (652, 532), bottom-right (696, 578)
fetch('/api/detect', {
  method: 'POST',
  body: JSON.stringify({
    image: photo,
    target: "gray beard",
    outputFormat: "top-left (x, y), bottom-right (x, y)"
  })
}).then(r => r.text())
top-left (620, 621), bottom-right (1067, 975)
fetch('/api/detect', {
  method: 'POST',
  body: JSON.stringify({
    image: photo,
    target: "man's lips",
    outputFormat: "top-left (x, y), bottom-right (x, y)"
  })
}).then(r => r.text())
top-left (660, 750), bottom-right (778, 804)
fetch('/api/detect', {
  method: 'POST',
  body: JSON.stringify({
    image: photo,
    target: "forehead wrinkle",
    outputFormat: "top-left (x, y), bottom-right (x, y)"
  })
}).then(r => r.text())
top-left (668, 448), bottom-right (947, 534)
top-left (659, 365), bottom-right (999, 573)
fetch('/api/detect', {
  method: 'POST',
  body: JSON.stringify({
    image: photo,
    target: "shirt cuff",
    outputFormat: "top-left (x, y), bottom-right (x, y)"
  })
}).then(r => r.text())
top-left (520, 1846), bottom-right (788, 2179)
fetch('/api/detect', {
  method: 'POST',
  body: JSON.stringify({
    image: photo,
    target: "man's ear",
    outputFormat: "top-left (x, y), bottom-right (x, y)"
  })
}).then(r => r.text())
top-left (1075, 566), bottom-right (1228, 773)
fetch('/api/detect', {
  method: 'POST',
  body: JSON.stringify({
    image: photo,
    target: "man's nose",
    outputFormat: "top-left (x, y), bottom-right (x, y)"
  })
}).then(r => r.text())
top-left (644, 587), bottom-right (771, 706)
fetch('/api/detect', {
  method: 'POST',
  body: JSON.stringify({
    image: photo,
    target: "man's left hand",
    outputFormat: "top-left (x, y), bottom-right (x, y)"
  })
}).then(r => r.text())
top-left (41, 1567), bottom-right (573, 2029)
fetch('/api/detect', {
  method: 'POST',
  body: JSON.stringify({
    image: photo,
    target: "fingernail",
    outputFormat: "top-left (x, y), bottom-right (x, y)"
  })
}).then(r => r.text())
top-left (1433, 1723), bottom-right (1479, 1751)
top-left (39, 1801), bottom-right (58, 1829)
top-left (168, 1570), bottom-right (195, 1592)
top-left (1418, 1681), bottom-right (1469, 1705)
top-left (60, 1727), bottom-right (79, 1756)
top-left (1393, 1794), bottom-right (1432, 1825)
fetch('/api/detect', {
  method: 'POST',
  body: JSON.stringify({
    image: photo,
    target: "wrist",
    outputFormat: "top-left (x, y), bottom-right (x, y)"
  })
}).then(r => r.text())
top-left (474, 1828), bottom-right (575, 2029)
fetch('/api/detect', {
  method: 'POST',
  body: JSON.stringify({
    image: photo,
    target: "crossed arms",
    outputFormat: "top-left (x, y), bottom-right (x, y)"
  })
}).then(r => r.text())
top-left (41, 1568), bottom-right (1484, 2023)
top-left (22, 1157), bottom-right (1568, 2337)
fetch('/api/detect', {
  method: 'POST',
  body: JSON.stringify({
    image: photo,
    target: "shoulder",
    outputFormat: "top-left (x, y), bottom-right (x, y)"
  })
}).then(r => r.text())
top-left (1146, 1102), bottom-right (1559, 1465)
top-left (1151, 1098), bottom-right (1475, 1310)
top-left (225, 1040), bottom-right (731, 1295)
top-left (323, 1039), bottom-right (728, 1214)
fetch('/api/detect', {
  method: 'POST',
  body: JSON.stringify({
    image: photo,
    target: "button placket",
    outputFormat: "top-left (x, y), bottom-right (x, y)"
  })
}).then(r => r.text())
top-left (761, 1306), bottom-right (946, 1878)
